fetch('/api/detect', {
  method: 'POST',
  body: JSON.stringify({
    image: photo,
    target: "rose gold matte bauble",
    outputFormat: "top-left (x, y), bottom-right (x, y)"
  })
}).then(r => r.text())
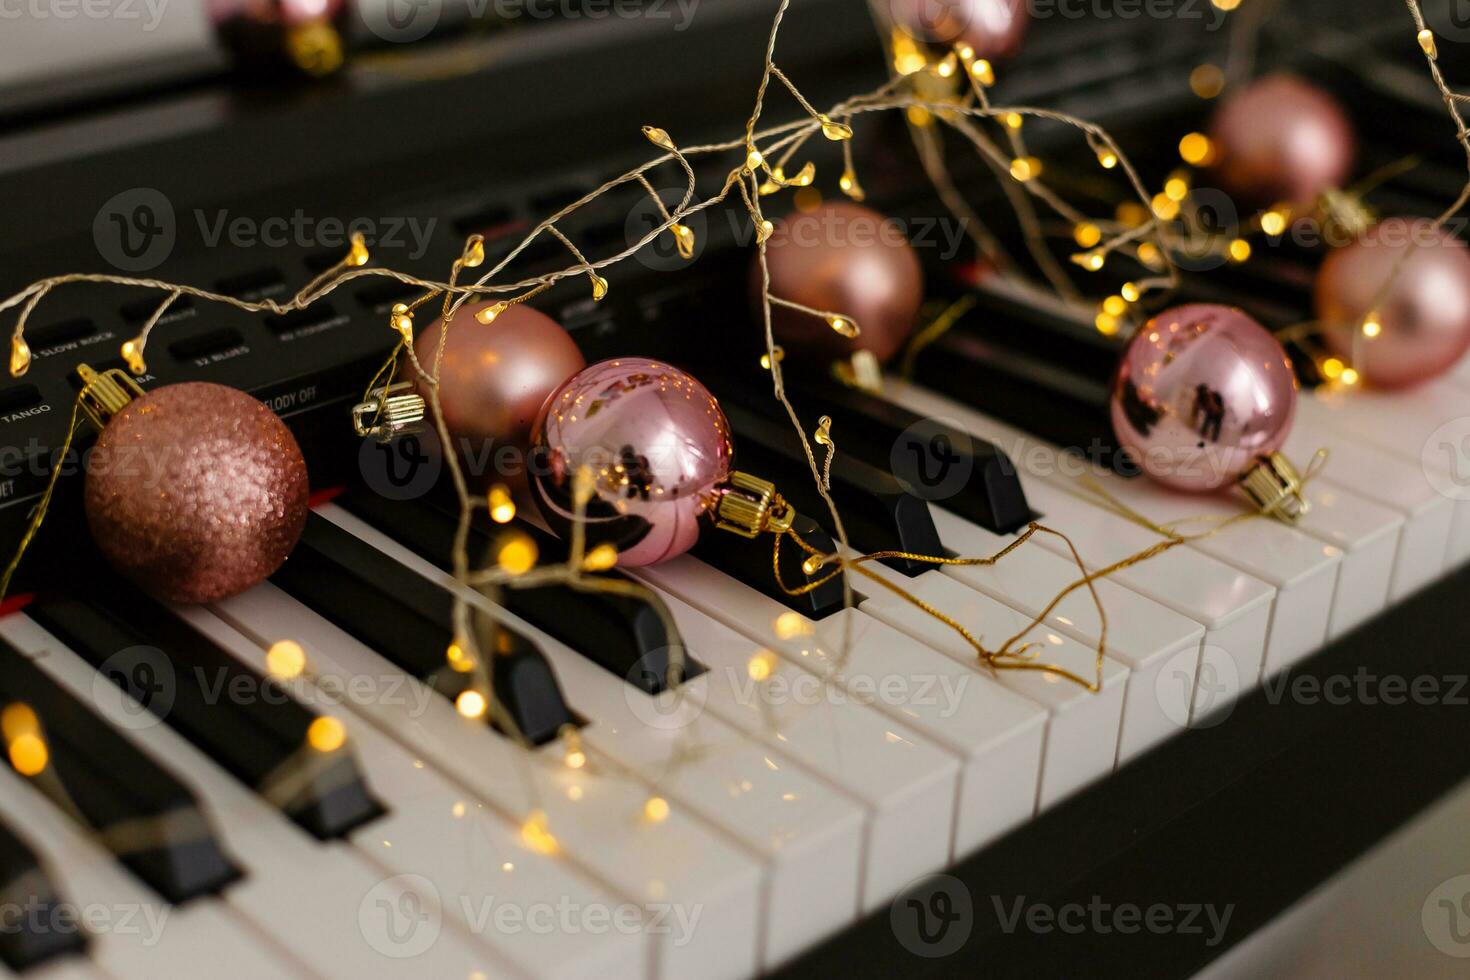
top-left (1207, 73), bottom-right (1355, 211)
top-left (756, 202), bottom-right (924, 364)
top-left (413, 303), bottom-right (586, 479)
top-left (84, 383), bottom-right (309, 604)
top-left (1315, 219), bottom-right (1470, 389)
top-left (889, 0), bottom-right (1028, 60)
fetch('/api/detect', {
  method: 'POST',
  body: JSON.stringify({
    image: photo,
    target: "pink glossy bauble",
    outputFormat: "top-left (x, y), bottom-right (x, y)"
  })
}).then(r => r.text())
top-left (756, 202), bottom-right (924, 364)
top-left (889, 0), bottom-right (1028, 60)
top-left (413, 303), bottom-right (585, 488)
top-left (85, 382), bottom-right (309, 604)
top-left (1207, 73), bottom-right (1355, 211)
top-left (1111, 305), bottom-right (1298, 493)
top-left (531, 359), bottom-right (734, 567)
top-left (1315, 219), bottom-right (1470, 389)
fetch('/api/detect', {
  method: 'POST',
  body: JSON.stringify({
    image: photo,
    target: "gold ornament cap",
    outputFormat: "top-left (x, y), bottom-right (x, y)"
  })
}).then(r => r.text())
top-left (1239, 451), bottom-right (1310, 523)
top-left (715, 471), bottom-right (793, 538)
top-left (76, 364), bottom-right (145, 430)
top-left (353, 382), bottom-right (427, 442)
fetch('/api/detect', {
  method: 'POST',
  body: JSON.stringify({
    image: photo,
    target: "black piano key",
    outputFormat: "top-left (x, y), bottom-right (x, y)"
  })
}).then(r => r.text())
top-left (273, 511), bottom-right (576, 743)
top-left (710, 374), bottom-right (1034, 534)
top-left (721, 402), bottom-right (947, 576)
top-left (0, 639), bottom-right (240, 904)
top-left (28, 584), bottom-right (384, 841)
top-left (339, 491), bottom-right (699, 696)
top-left (0, 815), bottom-right (89, 970)
top-left (690, 508), bottom-right (853, 619)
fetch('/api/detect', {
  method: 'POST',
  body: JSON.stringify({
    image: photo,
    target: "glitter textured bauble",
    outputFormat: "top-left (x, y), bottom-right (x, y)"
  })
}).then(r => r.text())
top-left (1315, 219), bottom-right (1470, 389)
top-left (757, 202), bottom-right (924, 364)
top-left (84, 383), bottom-right (310, 604)
top-left (531, 359), bottom-right (734, 567)
top-left (413, 303), bottom-right (586, 486)
top-left (1111, 305), bottom-right (1298, 493)
top-left (1207, 73), bottom-right (1355, 211)
top-left (889, 0), bottom-right (1028, 60)
top-left (208, 0), bottom-right (351, 77)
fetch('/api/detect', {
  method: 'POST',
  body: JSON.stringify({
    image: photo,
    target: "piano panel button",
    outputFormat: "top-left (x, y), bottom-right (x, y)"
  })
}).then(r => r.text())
top-left (328, 521), bottom-right (867, 968)
top-left (710, 375), bottom-right (1033, 534)
top-left (926, 506), bottom-right (1206, 762)
top-left (1300, 383), bottom-right (1470, 569)
top-left (691, 509), bottom-right (848, 618)
top-left (177, 605), bottom-right (647, 980)
top-left (345, 492), bottom-right (694, 697)
top-left (1285, 418), bottom-right (1456, 600)
top-left (273, 512), bottom-right (576, 744)
top-left (0, 638), bottom-right (240, 904)
top-left (637, 555), bottom-right (1043, 864)
top-left (0, 617), bottom-right (497, 980)
top-left (213, 570), bottom-right (765, 980)
top-left (853, 565), bottom-right (1130, 809)
top-left (26, 587), bottom-right (384, 842)
top-left (0, 817), bottom-right (90, 972)
top-left (721, 403), bottom-right (947, 576)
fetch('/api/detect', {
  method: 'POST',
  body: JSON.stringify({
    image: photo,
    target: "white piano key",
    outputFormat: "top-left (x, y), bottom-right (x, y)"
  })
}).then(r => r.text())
top-left (0, 626), bottom-right (309, 980)
top-left (637, 554), bottom-right (1046, 861)
top-left (850, 563), bottom-right (1129, 809)
top-left (216, 517), bottom-right (765, 980)
top-left (927, 505), bottom-right (1206, 761)
top-left (6, 615), bottom-right (504, 980)
top-left (894, 382), bottom-right (1346, 675)
top-left (179, 601), bottom-right (648, 980)
top-left (887, 380), bottom-right (1274, 714)
top-left (638, 584), bottom-right (970, 913)
top-left (1284, 419), bottom-right (1452, 602)
top-left (21, 957), bottom-right (107, 980)
top-left (1299, 384), bottom-right (1470, 568)
top-left (306, 511), bottom-right (865, 970)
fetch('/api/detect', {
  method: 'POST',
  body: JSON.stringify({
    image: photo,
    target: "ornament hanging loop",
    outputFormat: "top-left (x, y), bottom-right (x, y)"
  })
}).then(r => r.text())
top-left (76, 364), bottom-right (144, 430)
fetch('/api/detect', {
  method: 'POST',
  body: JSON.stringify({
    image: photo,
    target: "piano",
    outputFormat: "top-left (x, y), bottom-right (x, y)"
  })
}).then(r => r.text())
top-left (1, 0), bottom-right (1469, 976)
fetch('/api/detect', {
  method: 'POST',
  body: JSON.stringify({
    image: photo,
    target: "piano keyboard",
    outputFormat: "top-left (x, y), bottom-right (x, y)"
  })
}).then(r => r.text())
top-left (3, 1), bottom-right (1470, 976)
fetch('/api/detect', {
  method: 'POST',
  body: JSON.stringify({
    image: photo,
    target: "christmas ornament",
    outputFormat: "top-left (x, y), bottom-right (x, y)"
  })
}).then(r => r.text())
top-left (531, 359), bottom-right (735, 567)
top-left (1111, 305), bottom-right (1307, 518)
top-left (83, 369), bottom-right (309, 604)
top-left (889, 0), bottom-right (1029, 60)
top-left (758, 202), bottom-right (923, 365)
top-left (412, 302), bottom-right (586, 478)
top-left (1207, 73), bottom-right (1355, 211)
top-left (1315, 219), bottom-right (1470, 389)
top-left (208, 0), bottom-right (352, 78)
